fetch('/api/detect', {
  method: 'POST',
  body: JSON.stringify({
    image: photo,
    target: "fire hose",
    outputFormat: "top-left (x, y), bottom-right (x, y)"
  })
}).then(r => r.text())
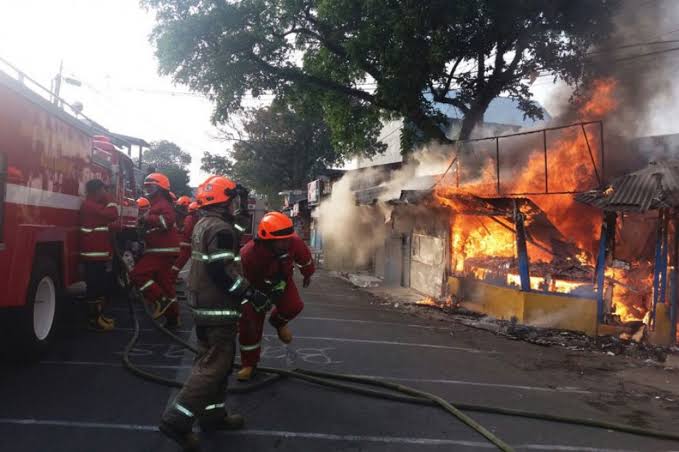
top-left (120, 290), bottom-right (679, 451)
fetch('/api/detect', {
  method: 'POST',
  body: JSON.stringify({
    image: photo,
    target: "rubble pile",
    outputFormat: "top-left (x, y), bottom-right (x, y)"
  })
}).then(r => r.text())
top-left (457, 314), bottom-right (669, 362)
top-left (409, 300), bottom-right (670, 362)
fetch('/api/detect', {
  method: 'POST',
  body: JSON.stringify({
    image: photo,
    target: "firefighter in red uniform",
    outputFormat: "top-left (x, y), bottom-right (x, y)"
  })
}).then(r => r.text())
top-left (136, 197), bottom-right (150, 215)
top-left (79, 179), bottom-right (119, 331)
top-left (175, 195), bottom-right (192, 232)
top-left (130, 173), bottom-right (181, 326)
top-left (170, 201), bottom-right (200, 285)
top-left (237, 212), bottom-right (315, 381)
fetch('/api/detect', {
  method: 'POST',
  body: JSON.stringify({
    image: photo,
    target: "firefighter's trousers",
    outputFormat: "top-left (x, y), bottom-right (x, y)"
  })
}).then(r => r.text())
top-left (129, 253), bottom-right (179, 318)
top-left (238, 281), bottom-right (304, 367)
top-left (161, 324), bottom-right (237, 433)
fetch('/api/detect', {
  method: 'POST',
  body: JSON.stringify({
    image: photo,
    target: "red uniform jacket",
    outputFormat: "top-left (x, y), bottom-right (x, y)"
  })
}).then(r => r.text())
top-left (172, 212), bottom-right (199, 271)
top-left (79, 197), bottom-right (119, 261)
top-left (143, 195), bottom-right (180, 255)
top-left (240, 235), bottom-right (315, 292)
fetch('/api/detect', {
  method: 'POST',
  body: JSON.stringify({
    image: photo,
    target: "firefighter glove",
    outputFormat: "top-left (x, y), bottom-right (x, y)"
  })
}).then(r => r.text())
top-left (270, 280), bottom-right (286, 297)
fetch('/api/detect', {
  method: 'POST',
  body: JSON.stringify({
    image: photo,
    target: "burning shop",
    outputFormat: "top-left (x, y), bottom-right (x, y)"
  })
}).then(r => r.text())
top-left (430, 79), bottom-right (625, 335)
top-left (576, 160), bottom-right (679, 345)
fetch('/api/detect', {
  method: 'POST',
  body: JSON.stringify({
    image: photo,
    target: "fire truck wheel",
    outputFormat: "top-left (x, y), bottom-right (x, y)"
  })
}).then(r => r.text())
top-left (19, 258), bottom-right (61, 354)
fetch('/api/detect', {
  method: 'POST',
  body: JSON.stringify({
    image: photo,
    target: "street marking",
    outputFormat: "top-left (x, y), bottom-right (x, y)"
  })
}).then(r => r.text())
top-left (299, 316), bottom-right (450, 330)
top-left (0, 419), bottom-right (645, 451)
top-left (262, 334), bottom-right (495, 353)
top-left (37, 360), bottom-right (588, 394)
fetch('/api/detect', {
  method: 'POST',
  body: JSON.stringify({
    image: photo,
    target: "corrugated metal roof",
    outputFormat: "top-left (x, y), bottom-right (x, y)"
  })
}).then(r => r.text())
top-left (354, 175), bottom-right (440, 205)
top-left (575, 160), bottom-right (679, 212)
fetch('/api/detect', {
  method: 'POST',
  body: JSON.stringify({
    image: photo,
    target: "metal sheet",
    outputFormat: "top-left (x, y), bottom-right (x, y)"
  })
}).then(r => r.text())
top-left (575, 160), bottom-right (679, 212)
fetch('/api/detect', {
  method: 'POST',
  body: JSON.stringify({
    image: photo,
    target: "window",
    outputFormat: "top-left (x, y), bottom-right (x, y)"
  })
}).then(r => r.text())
top-left (120, 157), bottom-right (137, 200)
top-left (0, 152), bottom-right (6, 244)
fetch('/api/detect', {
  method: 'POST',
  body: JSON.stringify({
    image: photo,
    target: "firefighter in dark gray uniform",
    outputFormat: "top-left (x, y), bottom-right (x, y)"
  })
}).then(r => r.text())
top-left (159, 175), bottom-right (271, 451)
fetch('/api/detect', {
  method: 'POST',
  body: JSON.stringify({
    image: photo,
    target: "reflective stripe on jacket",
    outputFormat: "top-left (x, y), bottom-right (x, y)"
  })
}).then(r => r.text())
top-left (143, 195), bottom-right (180, 255)
top-left (187, 212), bottom-right (246, 326)
top-left (79, 197), bottom-right (119, 261)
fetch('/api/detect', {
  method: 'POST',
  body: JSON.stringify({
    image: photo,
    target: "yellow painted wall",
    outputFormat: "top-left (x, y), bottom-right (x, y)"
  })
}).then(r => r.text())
top-left (523, 291), bottom-right (598, 336)
top-left (454, 278), bottom-right (524, 321)
top-left (448, 277), bottom-right (676, 341)
top-left (450, 277), bottom-right (598, 335)
top-left (649, 303), bottom-right (673, 346)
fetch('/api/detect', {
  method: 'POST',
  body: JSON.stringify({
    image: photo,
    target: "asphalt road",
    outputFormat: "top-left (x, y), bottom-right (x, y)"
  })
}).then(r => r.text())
top-left (1, 270), bottom-right (677, 452)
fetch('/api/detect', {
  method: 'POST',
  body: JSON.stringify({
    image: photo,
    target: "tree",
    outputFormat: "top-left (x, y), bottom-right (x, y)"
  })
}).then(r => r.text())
top-left (201, 96), bottom-right (339, 199)
top-left (144, 0), bottom-right (620, 152)
top-left (141, 140), bottom-right (193, 196)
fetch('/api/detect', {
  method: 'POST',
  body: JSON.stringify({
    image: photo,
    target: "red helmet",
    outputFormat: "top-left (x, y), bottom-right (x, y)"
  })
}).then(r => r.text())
top-left (257, 212), bottom-right (294, 240)
top-left (144, 173), bottom-right (170, 191)
top-left (176, 195), bottom-right (191, 207)
top-left (196, 175), bottom-right (237, 208)
top-left (188, 201), bottom-right (199, 213)
top-left (136, 197), bottom-right (150, 209)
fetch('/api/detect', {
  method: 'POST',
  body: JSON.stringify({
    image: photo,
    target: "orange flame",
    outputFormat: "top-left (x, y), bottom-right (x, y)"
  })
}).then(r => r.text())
top-left (434, 78), bottom-right (631, 302)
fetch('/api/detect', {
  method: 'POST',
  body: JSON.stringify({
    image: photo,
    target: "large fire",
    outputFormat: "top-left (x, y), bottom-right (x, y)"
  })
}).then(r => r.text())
top-left (434, 78), bottom-right (652, 323)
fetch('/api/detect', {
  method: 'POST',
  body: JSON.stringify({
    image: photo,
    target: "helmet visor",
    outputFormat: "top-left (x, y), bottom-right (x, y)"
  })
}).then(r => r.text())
top-left (230, 194), bottom-right (242, 215)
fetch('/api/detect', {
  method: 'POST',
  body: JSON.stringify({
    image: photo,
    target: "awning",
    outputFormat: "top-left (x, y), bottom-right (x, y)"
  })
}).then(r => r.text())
top-left (576, 160), bottom-right (679, 212)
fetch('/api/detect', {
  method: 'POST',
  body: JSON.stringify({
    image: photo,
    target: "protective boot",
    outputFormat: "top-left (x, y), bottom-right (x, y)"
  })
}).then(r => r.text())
top-left (96, 298), bottom-right (116, 326)
top-left (88, 315), bottom-right (115, 332)
top-left (276, 324), bottom-right (293, 344)
top-left (152, 297), bottom-right (176, 320)
top-left (236, 366), bottom-right (255, 382)
top-left (199, 413), bottom-right (245, 432)
top-left (159, 421), bottom-right (200, 452)
top-left (87, 301), bottom-right (114, 332)
top-left (100, 314), bottom-right (116, 326)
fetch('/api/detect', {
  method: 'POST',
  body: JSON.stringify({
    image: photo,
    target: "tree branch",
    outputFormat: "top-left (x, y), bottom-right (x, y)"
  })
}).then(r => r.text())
top-left (477, 52), bottom-right (485, 87)
top-left (444, 56), bottom-right (464, 94)
top-left (301, 8), bottom-right (383, 81)
top-left (248, 53), bottom-right (376, 103)
top-left (428, 77), bottom-right (469, 115)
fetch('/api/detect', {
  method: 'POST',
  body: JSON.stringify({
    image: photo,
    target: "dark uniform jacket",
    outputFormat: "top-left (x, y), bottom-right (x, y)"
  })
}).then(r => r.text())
top-left (188, 211), bottom-right (249, 326)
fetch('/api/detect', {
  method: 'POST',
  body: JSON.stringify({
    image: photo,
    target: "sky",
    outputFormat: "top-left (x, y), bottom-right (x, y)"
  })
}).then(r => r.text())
top-left (0, 0), bottom-right (221, 184)
top-left (5, 0), bottom-right (678, 185)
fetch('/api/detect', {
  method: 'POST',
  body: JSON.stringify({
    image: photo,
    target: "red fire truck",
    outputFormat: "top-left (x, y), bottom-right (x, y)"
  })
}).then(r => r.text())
top-left (0, 62), bottom-right (141, 353)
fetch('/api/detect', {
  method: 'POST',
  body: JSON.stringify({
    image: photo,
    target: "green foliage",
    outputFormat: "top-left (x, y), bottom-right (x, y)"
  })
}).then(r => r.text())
top-left (145, 0), bottom-right (620, 150)
top-left (201, 95), bottom-right (338, 199)
top-left (142, 140), bottom-right (193, 196)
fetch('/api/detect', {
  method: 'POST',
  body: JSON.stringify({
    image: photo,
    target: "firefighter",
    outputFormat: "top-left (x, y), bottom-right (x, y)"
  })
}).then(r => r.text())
top-left (129, 173), bottom-right (181, 325)
top-left (175, 195), bottom-right (192, 231)
top-left (136, 196), bottom-right (150, 215)
top-left (79, 179), bottom-right (119, 331)
top-left (159, 175), bottom-right (272, 451)
top-left (170, 201), bottom-right (200, 285)
top-left (237, 212), bottom-right (315, 381)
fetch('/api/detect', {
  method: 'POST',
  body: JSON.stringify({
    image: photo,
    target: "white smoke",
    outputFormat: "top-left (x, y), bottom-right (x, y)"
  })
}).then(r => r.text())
top-left (318, 146), bottom-right (452, 270)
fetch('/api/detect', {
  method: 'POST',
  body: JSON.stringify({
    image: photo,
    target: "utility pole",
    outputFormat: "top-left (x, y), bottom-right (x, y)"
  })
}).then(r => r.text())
top-left (52, 60), bottom-right (63, 106)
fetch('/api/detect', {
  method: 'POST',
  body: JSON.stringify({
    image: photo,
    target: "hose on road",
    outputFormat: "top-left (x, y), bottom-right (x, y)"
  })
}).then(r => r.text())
top-left (121, 293), bottom-right (679, 450)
